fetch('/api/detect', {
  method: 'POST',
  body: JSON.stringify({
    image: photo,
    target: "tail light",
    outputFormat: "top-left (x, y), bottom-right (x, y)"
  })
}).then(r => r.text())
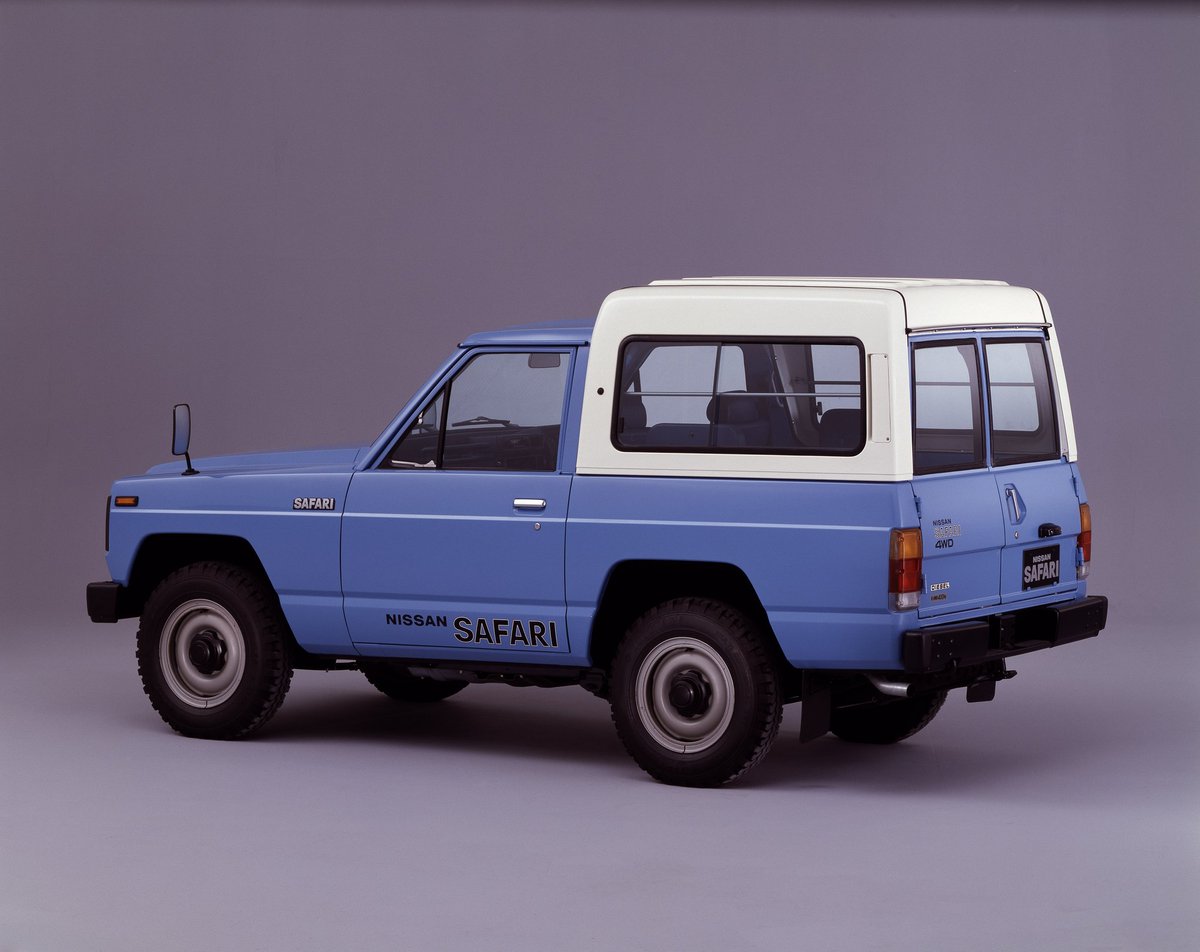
top-left (889, 527), bottom-right (922, 611)
top-left (1077, 503), bottom-right (1092, 579)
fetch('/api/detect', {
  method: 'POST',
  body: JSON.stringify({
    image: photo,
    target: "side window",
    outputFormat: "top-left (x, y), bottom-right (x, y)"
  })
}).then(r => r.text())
top-left (387, 388), bottom-right (444, 468)
top-left (985, 340), bottom-right (1059, 465)
top-left (383, 351), bottom-right (568, 472)
top-left (615, 338), bottom-right (864, 454)
top-left (630, 343), bottom-right (719, 434)
top-left (912, 341), bottom-right (985, 474)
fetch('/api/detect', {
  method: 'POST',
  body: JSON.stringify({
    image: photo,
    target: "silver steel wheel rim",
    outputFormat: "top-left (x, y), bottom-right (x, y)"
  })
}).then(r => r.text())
top-left (634, 636), bottom-right (735, 754)
top-left (159, 598), bottom-right (246, 709)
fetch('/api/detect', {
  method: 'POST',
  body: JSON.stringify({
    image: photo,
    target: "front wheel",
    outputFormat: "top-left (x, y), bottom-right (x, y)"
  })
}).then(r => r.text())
top-left (610, 598), bottom-right (782, 787)
top-left (136, 562), bottom-right (293, 739)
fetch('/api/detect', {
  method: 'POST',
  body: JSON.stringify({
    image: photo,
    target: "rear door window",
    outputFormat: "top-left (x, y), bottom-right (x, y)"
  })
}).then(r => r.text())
top-left (912, 341), bottom-right (985, 474)
top-left (984, 340), bottom-right (1060, 466)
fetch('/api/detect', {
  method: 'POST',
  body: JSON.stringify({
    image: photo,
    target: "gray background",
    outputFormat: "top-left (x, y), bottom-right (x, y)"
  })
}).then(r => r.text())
top-left (1, 2), bottom-right (1197, 950)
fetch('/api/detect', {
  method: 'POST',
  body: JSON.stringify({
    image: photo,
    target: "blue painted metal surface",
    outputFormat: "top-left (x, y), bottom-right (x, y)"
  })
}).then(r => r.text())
top-left (106, 467), bottom-right (354, 654)
top-left (913, 470), bottom-right (1005, 619)
top-left (566, 475), bottom-right (916, 669)
top-left (460, 319), bottom-right (594, 348)
top-left (995, 459), bottom-right (1082, 605)
top-left (342, 470), bottom-right (573, 659)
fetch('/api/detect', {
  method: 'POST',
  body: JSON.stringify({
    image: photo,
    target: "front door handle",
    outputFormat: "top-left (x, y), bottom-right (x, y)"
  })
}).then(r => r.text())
top-left (513, 498), bottom-right (547, 511)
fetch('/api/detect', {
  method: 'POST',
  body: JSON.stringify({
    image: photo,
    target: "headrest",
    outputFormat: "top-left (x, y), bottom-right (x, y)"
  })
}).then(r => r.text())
top-left (708, 391), bottom-right (759, 425)
top-left (620, 395), bottom-right (647, 430)
top-left (819, 408), bottom-right (862, 448)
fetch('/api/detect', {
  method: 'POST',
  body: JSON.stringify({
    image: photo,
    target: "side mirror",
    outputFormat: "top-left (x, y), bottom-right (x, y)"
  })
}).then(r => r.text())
top-left (172, 404), bottom-right (191, 457)
top-left (172, 404), bottom-right (198, 475)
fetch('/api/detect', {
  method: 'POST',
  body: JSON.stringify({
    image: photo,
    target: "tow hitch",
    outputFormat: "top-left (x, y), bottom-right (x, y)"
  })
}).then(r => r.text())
top-left (966, 667), bottom-right (1017, 702)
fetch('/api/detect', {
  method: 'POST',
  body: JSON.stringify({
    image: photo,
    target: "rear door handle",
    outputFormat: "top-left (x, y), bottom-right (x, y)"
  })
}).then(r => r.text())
top-left (513, 498), bottom-right (547, 511)
top-left (1039, 522), bottom-right (1062, 538)
top-left (1004, 485), bottom-right (1025, 524)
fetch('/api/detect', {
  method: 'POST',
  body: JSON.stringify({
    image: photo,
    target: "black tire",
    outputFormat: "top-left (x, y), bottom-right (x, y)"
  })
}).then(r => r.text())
top-left (359, 663), bottom-right (468, 703)
top-left (830, 689), bottom-right (948, 744)
top-left (610, 598), bottom-right (782, 787)
top-left (136, 561), bottom-right (293, 739)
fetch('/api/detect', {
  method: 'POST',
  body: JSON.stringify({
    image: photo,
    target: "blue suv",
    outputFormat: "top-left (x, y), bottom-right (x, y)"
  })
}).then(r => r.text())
top-left (87, 277), bottom-right (1107, 786)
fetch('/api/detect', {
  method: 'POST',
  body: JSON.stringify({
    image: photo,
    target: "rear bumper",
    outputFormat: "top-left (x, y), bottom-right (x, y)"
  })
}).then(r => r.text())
top-left (902, 595), bottom-right (1108, 674)
top-left (86, 581), bottom-right (138, 624)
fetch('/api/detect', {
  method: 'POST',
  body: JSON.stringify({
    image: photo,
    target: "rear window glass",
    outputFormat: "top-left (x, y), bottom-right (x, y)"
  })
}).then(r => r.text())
top-left (615, 338), bottom-right (865, 455)
top-left (912, 341), bottom-right (985, 474)
top-left (985, 340), bottom-right (1059, 465)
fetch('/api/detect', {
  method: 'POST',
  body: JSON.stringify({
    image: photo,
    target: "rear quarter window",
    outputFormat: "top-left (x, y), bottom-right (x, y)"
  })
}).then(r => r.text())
top-left (614, 337), bottom-right (865, 455)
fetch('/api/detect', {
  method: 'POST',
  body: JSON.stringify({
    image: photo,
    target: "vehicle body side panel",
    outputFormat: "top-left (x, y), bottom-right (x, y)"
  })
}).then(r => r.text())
top-left (105, 470), bottom-right (355, 654)
top-left (566, 475), bottom-right (918, 669)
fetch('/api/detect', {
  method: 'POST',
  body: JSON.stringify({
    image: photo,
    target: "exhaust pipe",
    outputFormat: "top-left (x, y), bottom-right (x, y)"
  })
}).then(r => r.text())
top-left (867, 674), bottom-right (915, 698)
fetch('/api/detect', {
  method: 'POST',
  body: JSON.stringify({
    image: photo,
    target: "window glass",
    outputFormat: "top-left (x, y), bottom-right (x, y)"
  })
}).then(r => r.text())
top-left (985, 340), bottom-right (1059, 465)
top-left (630, 343), bottom-right (717, 429)
top-left (912, 342), bottom-right (984, 473)
top-left (615, 338), bottom-right (864, 455)
top-left (386, 388), bottom-right (443, 468)
top-left (383, 351), bottom-right (567, 472)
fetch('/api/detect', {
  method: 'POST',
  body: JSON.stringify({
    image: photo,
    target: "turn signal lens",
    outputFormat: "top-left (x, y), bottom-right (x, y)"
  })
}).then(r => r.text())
top-left (889, 527), bottom-right (922, 611)
top-left (1077, 503), bottom-right (1092, 578)
top-left (114, 496), bottom-right (139, 507)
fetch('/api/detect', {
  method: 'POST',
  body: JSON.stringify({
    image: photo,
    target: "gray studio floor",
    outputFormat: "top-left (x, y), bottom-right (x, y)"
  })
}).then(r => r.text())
top-left (2, 608), bottom-right (1197, 952)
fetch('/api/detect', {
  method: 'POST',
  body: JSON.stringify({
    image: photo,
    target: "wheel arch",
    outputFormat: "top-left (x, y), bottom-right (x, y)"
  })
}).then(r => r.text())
top-left (126, 533), bottom-right (271, 614)
top-left (588, 559), bottom-right (788, 676)
top-left (125, 533), bottom-right (320, 666)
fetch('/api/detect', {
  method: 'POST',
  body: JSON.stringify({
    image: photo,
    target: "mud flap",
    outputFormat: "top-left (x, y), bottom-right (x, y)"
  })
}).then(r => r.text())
top-left (798, 671), bottom-right (832, 743)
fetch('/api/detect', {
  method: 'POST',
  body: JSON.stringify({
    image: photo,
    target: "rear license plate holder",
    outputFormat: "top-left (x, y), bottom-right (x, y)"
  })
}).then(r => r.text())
top-left (1022, 544), bottom-right (1060, 590)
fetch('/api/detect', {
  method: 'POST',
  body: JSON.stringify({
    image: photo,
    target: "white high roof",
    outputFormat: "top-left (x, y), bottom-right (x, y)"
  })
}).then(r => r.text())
top-left (642, 276), bottom-right (1048, 330)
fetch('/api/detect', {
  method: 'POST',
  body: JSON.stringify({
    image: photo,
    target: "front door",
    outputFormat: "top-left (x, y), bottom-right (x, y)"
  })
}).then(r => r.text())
top-left (341, 348), bottom-right (575, 660)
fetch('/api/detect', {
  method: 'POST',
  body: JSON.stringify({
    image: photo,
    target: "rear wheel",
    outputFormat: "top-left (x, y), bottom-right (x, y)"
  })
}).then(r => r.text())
top-left (610, 598), bottom-right (781, 787)
top-left (830, 690), bottom-right (947, 744)
top-left (136, 562), bottom-right (293, 739)
top-left (360, 663), bottom-right (468, 703)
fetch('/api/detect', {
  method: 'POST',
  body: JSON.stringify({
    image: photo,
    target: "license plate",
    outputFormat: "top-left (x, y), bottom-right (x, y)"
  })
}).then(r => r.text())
top-left (1022, 544), bottom-right (1060, 590)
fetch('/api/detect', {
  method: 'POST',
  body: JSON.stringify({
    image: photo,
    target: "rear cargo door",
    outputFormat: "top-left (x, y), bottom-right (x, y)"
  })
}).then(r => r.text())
top-left (983, 337), bottom-right (1081, 604)
top-left (911, 340), bottom-right (1004, 617)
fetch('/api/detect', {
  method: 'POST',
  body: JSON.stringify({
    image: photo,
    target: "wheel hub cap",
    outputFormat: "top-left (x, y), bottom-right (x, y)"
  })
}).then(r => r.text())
top-left (668, 670), bottom-right (712, 718)
top-left (186, 629), bottom-right (227, 675)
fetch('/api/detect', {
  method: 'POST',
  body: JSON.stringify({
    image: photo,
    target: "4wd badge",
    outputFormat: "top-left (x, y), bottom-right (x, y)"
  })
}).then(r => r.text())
top-left (293, 497), bottom-right (335, 511)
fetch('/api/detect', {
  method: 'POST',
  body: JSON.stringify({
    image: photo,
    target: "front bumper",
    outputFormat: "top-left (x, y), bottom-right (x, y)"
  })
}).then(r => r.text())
top-left (86, 581), bottom-right (138, 624)
top-left (902, 595), bottom-right (1108, 674)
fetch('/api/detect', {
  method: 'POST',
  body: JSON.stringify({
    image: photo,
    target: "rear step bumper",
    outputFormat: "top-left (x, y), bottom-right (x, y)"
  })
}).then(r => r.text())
top-left (902, 595), bottom-right (1108, 674)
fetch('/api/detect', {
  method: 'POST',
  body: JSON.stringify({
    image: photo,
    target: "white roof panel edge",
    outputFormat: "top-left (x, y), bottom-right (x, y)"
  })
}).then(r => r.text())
top-left (630, 280), bottom-right (1047, 330)
top-left (650, 276), bottom-right (1010, 289)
